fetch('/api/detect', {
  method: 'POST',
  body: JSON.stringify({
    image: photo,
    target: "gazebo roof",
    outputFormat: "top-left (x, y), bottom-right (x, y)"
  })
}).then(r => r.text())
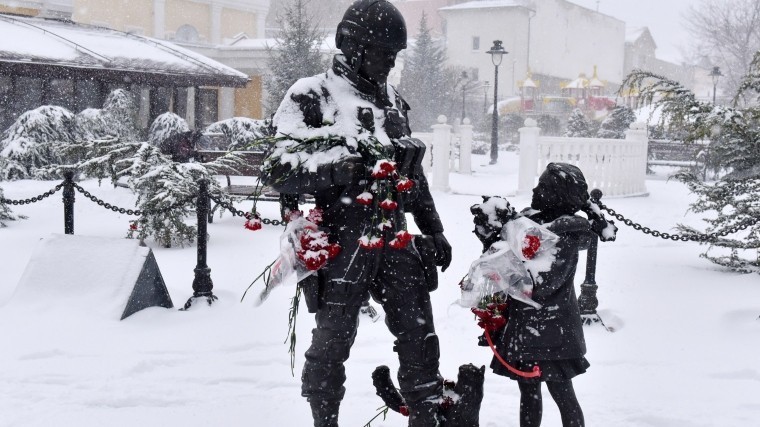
top-left (0, 13), bottom-right (250, 87)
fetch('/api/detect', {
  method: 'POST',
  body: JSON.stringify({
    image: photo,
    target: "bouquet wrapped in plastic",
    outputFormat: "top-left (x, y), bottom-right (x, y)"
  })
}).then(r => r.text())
top-left (460, 216), bottom-right (559, 310)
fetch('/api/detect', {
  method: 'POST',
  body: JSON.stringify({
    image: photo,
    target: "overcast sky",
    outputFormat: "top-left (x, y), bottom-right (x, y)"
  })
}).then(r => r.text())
top-left (567, 0), bottom-right (696, 63)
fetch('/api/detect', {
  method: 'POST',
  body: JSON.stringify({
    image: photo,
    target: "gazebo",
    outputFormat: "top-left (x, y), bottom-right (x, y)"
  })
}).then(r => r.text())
top-left (0, 13), bottom-right (250, 131)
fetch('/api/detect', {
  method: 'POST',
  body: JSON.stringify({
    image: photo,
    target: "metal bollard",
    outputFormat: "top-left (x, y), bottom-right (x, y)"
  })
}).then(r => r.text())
top-left (579, 188), bottom-right (601, 326)
top-left (182, 178), bottom-right (217, 310)
top-left (62, 171), bottom-right (75, 235)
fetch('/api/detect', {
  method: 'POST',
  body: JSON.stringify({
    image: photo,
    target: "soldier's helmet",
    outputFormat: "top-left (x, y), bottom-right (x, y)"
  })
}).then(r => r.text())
top-left (336, 0), bottom-right (407, 51)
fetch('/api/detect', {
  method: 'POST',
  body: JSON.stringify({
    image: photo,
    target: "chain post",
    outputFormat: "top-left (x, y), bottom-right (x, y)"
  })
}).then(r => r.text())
top-left (182, 178), bottom-right (217, 310)
top-left (579, 189), bottom-right (602, 326)
top-left (62, 171), bottom-right (75, 235)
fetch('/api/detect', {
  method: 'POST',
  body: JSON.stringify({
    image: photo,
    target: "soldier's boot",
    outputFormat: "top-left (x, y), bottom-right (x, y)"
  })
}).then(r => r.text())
top-left (309, 399), bottom-right (340, 427)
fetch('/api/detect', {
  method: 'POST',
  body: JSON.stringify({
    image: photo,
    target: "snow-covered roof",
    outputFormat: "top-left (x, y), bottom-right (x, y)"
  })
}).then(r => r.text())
top-left (224, 34), bottom-right (338, 53)
top-left (439, 1), bottom-right (522, 12)
top-left (0, 14), bottom-right (249, 87)
top-left (564, 74), bottom-right (589, 89)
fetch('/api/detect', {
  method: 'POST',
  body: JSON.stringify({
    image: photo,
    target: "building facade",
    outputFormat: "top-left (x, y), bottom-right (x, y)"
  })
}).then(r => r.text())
top-left (440, 0), bottom-right (625, 100)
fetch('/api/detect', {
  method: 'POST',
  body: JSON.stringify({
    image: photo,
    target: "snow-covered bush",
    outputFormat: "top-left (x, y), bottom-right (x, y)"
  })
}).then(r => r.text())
top-left (77, 89), bottom-right (138, 142)
top-left (0, 106), bottom-right (77, 180)
top-left (597, 105), bottom-right (636, 139)
top-left (204, 117), bottom-right (273, 150)
top-left (148, 112), bottom-right (190, 148)
top-left (564, 108), bottom-right (595, 138)
top-left (0, 185), bottom-right (24, 227)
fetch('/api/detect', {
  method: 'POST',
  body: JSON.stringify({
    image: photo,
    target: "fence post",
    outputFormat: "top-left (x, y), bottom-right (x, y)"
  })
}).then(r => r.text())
top-left (183, 178), bottom-right (217, 310)
top-left (459, 118), bottom-right (473, 174)
top-left (517, 118), bottom-right (540, 194)
top-left (625, 122), bottom-right (648, 194)
top-left (62, 171), bottom-right (75, 235)
top-left (431, 115), bottom-right (451, 192)
top-left (579, 189), bottom-right (602, 325)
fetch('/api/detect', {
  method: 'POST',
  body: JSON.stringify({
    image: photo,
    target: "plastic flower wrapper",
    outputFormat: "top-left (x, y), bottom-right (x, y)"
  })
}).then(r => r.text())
top-left (460, 217), bottom-right (559, 309)
top-left (255, 213), bottom-right (338, 305)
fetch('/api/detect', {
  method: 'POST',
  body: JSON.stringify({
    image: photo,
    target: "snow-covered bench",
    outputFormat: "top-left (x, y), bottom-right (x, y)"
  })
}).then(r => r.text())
top-left (647, 140), bottom-right (706, 169)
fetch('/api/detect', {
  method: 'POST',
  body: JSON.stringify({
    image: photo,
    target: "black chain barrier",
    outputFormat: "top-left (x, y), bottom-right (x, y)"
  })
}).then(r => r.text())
top-left (0, 183), bottom-right (64, 205)
top-left (72, 183), bottom-right (195, 216)
top-left (208, 193), bottom-right (287, 227)
top-left (593, 198), bottom-right (759, 242)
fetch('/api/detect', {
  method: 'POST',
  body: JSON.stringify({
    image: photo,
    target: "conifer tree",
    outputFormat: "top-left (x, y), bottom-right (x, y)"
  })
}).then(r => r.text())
top-left (622, 57), bottom-right (760, 273)
top-left (265, 0), bottom-right (327, 115)
top-left (0, 106), bottom-right (77, 179)
top-left (597, 105), bottom-right (636, 139)
top-left (0, 184), bottom-right (24, 227)
top-left (398, 12), bottom-right (450, 131)
top-left (205, 117), bottom-right (274, 150)
top-left (565, 108), bottom-right (594, 137)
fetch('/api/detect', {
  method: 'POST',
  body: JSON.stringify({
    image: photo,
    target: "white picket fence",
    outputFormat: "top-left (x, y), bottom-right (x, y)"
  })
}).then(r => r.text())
top-left (518, 120), bottom-right (649, 197)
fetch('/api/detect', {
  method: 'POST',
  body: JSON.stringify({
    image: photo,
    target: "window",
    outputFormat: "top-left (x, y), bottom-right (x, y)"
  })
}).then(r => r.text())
top-left (74, 79), bottom-right (105, 112)
top-left (472, 36), bottom-right (480, 51)
top-left (196, 88), bottom-right (218, 128)
top-left (0, 76), bottom-right (13, 129)
top-left (175, 25), bottom-right (200, 43)
top-left (46, 79), bottom-right (75, 111)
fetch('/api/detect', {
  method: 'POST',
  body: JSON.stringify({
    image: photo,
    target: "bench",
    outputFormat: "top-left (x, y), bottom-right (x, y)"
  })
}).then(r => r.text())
top-left (647, 140), bottom-right (708, 177)
top-left (197, 150), bottom-right (314, 222)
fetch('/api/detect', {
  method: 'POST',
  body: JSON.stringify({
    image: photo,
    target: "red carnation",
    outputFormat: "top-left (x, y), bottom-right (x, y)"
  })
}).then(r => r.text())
top-left (129, 222), bottom-right (138, 231)
top-left (379, 199), bottom-right (398, 211)
top-left (327, 243), bottom-right (342, 259)
top-left (522, 234), bottom-right (541, 260)
top-left (359, 235), bottom-right (384, 249)
top-left (371, 159), bottom-right (397, 179)
top-left (306, 207), bottom-right (324, 225)
top-left (399, 406), bottom-right (409, 417)
top-left (244, 217), bottom-right (262, 231)
top-left (395, 178), bottom-right (414, 192)
top-left (356, 192), bottom-right (373, 206)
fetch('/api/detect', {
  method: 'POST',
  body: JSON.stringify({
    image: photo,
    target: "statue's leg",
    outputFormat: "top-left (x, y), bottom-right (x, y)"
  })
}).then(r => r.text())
top-left (372, 247), bottom-right (443, 426)
top-left (302, 277), bottom-right (368, 427)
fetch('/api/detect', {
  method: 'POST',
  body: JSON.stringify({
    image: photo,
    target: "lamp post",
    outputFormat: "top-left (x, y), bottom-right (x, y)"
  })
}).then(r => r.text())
top-left (486, 40), bottom-right (507, 165)
top-left (709, 66), bottom-right (722, 104)
top-left (483, 80), bottom-right (490, 115)
top-left (460, 70), bottom-right (468, 122)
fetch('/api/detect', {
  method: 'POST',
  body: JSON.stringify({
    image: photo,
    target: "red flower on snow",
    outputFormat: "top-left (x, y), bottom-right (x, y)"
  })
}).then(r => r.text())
top-left (129, 222), bottom-right (138, 231)
top-left (244, 217), bottom-right (262, 231)
top-left (371, 159), bottom-right (397, 179)
top-left (522, 234), bottom-right (541, 260)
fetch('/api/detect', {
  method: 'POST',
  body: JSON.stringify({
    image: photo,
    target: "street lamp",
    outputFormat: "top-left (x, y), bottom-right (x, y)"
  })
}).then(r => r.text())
top-left (483, 80), bottom-right (490, 115)
top-left (460, 71), bottom-right (468, 122)
top-left (486, 40), bottom-right (507, 165)
top-left (709, 66), bottom-right (722, 104)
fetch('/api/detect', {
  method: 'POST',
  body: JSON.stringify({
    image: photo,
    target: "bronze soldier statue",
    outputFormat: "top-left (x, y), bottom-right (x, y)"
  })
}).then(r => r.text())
top-left (263, 1), bottom-right (452, 425)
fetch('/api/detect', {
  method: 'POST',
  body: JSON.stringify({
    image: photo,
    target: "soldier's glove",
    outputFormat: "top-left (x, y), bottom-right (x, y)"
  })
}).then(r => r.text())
top-left (432, 232), bottom-right (452, 272)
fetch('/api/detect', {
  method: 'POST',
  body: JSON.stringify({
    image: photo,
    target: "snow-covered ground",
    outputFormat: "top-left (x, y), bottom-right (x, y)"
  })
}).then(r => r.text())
top-left (1, 153), bottom-right (758, 427)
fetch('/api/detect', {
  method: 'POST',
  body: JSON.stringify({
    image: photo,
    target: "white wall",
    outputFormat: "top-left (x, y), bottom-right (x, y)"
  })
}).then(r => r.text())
top-left (441, 0), bottom-right (625, 96)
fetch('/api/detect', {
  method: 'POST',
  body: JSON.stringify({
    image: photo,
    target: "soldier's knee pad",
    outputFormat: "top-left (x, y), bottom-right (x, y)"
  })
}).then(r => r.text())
top-left (308, 329), bottom-right (354, 363)
top-left (394, 333), bottom-right (440, 365)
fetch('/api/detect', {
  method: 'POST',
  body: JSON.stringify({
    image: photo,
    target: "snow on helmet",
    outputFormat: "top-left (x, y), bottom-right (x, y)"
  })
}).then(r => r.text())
top-left (336, 0), bottom-right (407, 51)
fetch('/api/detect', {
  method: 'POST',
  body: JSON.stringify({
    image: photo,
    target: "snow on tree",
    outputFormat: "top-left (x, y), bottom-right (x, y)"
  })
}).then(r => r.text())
top-left (565, 108), bottom-right (595, 137)
top-left (597, 105), bottom-right (636, 139)
top-left (0, 106), bottom-right (77, 180)
top-left (204, 117), bottom-right (274, 150)
top-left (148, 112), bottom-right (190, 148)
top-left (76, 89), bottom-right (138, 142)
top-left (537, 114), bottom-right (562, 136)
top-left (622, 57), bottom-right (760, 273)
top-left (398, 12), bottom-right (452, 131)
top-left (264, 0), bottom-right (328, 115)
top-left (0, 184), bottom-right (25, 227)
